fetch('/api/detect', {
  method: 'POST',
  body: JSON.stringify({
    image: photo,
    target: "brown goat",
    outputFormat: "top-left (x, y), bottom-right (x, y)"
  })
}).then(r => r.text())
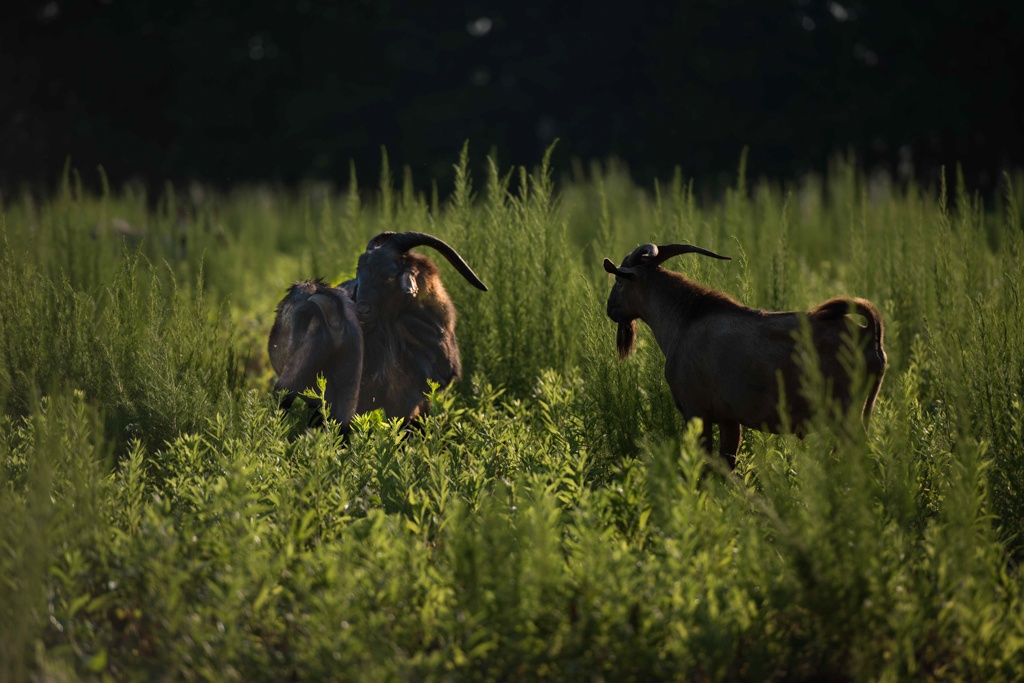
top-left (268, 279), bottom-right (363, 432)
top-left (344, 231), bottom-right (487, 422)
top-left (603, 243), bottom-right (887, 468)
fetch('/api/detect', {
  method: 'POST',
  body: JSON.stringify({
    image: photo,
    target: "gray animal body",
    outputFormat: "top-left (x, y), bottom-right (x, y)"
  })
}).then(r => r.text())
top-left (267, 279), bottom-right (363, 431)
top-left (604, 243), bottom-right (887, 467)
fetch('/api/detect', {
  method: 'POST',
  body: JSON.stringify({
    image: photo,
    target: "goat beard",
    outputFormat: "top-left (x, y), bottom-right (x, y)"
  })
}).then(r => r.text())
top-left (616, 320), bottom-right (637, 359)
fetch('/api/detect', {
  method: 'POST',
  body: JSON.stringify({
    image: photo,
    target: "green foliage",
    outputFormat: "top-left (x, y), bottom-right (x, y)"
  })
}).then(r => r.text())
top-left (2, 155), bottom-right (1024, 679)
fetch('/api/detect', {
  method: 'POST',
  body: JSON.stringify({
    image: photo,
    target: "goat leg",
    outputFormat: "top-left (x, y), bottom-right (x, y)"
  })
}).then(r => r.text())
top-left (719, 421), bottom-right (742, 470)
top-left (699, 419), bottom-right (715, 454)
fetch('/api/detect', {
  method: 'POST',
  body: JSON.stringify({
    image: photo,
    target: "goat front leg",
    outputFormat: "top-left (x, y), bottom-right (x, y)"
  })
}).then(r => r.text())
top-left (718, 421), bottom-right (742, 470)
top-left (278, 391), bottom-right (297, 412)
top-left (698, 419), bottom-right (715, 454)
top-left (677, 400), bottom-right (713, 455)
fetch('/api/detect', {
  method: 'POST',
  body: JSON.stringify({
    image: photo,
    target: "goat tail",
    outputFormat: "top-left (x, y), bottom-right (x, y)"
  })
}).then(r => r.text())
top-left (812, 297), bottom-right (884, 349)
top-left (813, 297), bottom-right (888, 426)
top-left (849, 298), bottom-right (886, 425)
top-left (849, 298), bottom-right (884, 352)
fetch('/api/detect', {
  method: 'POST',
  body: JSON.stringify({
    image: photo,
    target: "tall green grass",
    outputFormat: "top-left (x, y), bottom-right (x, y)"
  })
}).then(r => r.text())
top-left (1, 154), bottom-right (1023, 679)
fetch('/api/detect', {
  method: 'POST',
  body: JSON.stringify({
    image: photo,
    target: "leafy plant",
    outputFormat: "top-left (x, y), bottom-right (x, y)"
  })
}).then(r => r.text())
top-left (2, 155), bottom-right (1024, 679)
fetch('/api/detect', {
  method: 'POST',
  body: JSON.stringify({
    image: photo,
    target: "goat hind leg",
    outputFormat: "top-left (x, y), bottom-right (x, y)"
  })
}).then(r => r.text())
top-left (278, 392), bottom-right (297, 412)
top-left (719, 421), bottom-right (742, 470)
top-left (698, 419), bottom-right (714, 454)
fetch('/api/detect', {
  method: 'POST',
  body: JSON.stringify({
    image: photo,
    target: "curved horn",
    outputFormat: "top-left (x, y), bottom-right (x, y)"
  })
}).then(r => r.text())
top-left (366, 232), bottom-right (396, 251)
top-left (652, 243), bottom-right (731, 266)
top-left (379, 231), bottom-right (488, 291)
top-left (637, 243), bottom-right (658, 260)
top-left (620, 243), bottom-right (658, 267)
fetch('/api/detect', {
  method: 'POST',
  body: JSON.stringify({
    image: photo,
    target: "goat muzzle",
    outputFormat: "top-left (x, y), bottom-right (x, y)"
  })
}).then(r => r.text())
top-left (356, 301), bottom-right (373, 323)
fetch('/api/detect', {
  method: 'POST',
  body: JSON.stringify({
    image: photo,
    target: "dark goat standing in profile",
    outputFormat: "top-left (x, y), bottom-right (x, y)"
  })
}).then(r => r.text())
top-left (604, 243), bottom-right (887, 468)
top-left (344, 231), bottom-right (487, 422)
top-left (267, 279), bottom-right (363, 432)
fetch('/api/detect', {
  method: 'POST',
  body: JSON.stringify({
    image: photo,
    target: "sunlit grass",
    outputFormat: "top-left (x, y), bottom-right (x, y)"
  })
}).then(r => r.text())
top-left (1, 154), bottom-right (1023, 679)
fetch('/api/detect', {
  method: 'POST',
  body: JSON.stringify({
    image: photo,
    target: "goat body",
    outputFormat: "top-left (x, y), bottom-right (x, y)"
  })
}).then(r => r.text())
top-left (268, 279), bottom-right (363, 431)
top-left (605, 243), bottom-right (887, 467)
top-left (346, 231), bottom-right (486, 422)
top-left (350, 253), bottom-right (462, 420)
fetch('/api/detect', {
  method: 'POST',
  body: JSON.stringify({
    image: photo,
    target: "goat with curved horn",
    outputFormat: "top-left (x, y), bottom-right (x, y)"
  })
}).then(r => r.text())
top-left (604, 242), bottom-right (886, 469)
top-left (346, 230), bottom-right (488, 421)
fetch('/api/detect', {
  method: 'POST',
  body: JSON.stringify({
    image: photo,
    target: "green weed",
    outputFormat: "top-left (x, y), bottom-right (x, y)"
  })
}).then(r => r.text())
top-left (2, 154), bottom-right (1023, 679)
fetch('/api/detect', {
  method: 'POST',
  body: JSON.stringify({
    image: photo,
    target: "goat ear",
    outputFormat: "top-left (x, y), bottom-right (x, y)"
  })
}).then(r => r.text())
top-left (603, 258), bottom-right (635, 280)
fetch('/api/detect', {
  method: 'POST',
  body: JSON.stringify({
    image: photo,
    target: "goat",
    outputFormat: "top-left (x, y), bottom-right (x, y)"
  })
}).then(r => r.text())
top-left (267, 279), bottom-right (363, 432)
top-left (603, 243), bottom-right (887, 468)
top-left (344, 231), bottom-right (487, 422)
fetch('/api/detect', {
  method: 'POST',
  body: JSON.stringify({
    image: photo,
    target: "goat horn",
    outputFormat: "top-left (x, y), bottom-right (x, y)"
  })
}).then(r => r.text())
top-left (652, 243), bottom-right (731, 265)
top-left (379, 231), bottom-right (488, 291)
top-left (366, 232), bottom-right (396, 250)
top-left (638, 244), bottom-right (658, 260)
top-left (621, 243), bottom-right (658, 267)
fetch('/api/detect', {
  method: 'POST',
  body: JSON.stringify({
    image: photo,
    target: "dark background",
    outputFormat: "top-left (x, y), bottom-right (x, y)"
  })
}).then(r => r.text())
top-left (3, 0), bottom-right (1022, 194)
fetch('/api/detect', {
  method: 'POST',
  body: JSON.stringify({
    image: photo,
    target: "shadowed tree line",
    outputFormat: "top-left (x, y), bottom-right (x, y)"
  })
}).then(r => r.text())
top-left (2, 0), bottom-right (1022, 192)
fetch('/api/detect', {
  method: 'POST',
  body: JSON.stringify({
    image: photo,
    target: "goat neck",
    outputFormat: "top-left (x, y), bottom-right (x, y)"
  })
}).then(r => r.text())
top-left (641, 267), bottom-right (742, 350)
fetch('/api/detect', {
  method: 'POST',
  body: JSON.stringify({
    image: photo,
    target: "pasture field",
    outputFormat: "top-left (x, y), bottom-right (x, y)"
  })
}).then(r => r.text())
top-left (2, 150), bottom-right (1024, 680)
